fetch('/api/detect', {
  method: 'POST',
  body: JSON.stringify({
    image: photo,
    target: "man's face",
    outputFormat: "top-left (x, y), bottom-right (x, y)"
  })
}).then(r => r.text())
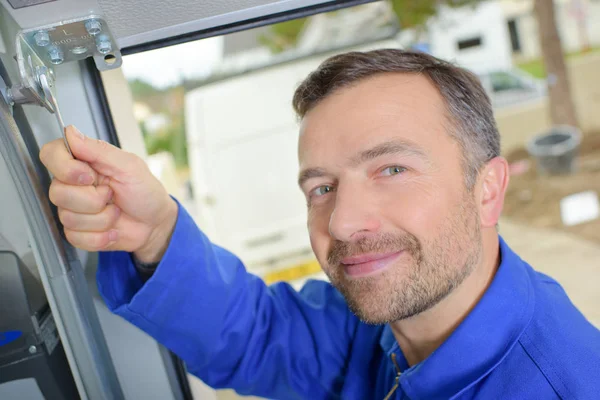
top-left (297, 73), bottom-right (483, 324)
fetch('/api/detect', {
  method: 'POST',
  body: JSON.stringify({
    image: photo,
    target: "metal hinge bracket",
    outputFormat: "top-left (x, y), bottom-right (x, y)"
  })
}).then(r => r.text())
top-left (5, 15), bottom-right (121, 111)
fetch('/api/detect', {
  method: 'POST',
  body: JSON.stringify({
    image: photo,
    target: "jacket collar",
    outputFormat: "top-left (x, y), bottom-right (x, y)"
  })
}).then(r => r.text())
top-left (379, 236), bottom-right (535, 399)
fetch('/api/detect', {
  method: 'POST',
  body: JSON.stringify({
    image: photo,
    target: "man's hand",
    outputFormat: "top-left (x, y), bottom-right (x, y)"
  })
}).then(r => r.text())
top-left (39, 125), bottom-right (178, 263)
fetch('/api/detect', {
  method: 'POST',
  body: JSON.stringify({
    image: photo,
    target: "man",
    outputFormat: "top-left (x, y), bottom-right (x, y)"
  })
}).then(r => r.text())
top-left (40, 49), bottom-right (600, 399)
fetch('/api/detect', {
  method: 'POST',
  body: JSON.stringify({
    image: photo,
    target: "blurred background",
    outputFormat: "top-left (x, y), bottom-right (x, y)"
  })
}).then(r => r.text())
top-left (116, 1), bottom-right (600, 397)
top-left (115, 3), bottom-right (599, 396)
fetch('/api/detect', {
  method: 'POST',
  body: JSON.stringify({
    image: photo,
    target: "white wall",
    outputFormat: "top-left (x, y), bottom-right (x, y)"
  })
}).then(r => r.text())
top-left (428, 1), bottom-right (513, 74)
top-left (185, 59), bottom-right (318, 268)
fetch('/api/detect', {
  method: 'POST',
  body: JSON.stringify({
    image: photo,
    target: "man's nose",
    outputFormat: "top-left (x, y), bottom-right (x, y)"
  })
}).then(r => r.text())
top-left (328, 183), bottom-right (381, 242)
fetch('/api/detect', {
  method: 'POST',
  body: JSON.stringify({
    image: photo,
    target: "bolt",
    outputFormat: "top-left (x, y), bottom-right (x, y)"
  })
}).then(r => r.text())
top-left (35, 65), bottom-right (53, 88)
top-left (96, 36), bottom-right (112, 54)
top-left (1, 87), bottom-right (14, 106)
top-left (85, 19), bottom-right (102, 36)
top-left (28, 345), bottom-right (37, 354)
top-left (71, 46), bottom-right (88, 55)
top-left (36, 65), bottom-right (48, 77)
top-left (34, 66), bottom-right (43, 86)
top-left (34, 31), bottom-right (50, 47)
top-left (48, 46), bottom-right (64, 65)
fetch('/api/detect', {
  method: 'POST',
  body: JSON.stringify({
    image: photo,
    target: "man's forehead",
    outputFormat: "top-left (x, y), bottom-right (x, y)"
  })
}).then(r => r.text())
top-left (296, 73), bottom-right (447, 163)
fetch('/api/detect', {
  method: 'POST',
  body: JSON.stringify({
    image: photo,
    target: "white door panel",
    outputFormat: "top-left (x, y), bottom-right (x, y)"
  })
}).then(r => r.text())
top-left (1, 0), bottom-right (348, 49)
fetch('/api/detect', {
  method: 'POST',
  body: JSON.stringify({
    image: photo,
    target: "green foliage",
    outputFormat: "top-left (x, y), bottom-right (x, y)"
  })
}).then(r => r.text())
top-left (131, 79), bottom-right (189, 168)
top-left (389, 0), bottom-right (482, 29)
top-left (144, 129), bottom-right (171, 155)
top-left (516, 59), bottom-right (546, 79)
top-left (516, 46), bottom-right (600, 79)
top-left (389, 0), bottom-right (437, 29)
top-left (129, 78), bottom-right (161, 100)
top-left (258, 17), bottom-right (308, 53)
top-left (169, 113), bottom-right (188, 168)
top-left (141, 115), bottom-right (188, 168)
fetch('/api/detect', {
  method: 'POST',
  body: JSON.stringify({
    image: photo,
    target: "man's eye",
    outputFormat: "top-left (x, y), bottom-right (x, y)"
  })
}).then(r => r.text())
top-left (381, 166), bottom-right (407, 176)
top-left (312, 185), bottom-right (334, 197)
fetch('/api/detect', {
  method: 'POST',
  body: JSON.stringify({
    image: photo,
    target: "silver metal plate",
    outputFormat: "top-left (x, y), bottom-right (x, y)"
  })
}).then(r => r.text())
top-left (14, 34), bottom-right (53, 111)
top-left (20, 15), bottom-right (122, 71)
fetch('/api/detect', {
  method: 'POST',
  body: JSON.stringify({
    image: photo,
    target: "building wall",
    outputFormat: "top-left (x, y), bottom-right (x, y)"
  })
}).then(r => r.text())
top-left (429, 1), bottom-right (514, 73)
top-left (496, 53), bottom-right (600, 155)
top-left (503, 0), bottom-right (600, 61)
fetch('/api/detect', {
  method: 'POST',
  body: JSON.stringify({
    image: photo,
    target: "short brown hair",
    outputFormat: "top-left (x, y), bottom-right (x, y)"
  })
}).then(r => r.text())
top-left (292, 49), bottom-right (500, 188)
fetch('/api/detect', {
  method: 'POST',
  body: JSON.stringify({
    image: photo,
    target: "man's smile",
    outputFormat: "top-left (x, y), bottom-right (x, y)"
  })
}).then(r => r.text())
top-left (341, 251), bottom-right (404, 278)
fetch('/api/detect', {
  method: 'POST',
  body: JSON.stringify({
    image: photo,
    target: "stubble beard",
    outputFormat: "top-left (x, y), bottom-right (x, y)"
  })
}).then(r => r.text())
top-left (325, 194), bottom-right (483, 325)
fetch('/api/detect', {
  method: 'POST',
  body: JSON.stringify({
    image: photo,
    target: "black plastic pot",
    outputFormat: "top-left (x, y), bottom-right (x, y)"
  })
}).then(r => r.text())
top-left (526, 125), bottom-right (581, 175)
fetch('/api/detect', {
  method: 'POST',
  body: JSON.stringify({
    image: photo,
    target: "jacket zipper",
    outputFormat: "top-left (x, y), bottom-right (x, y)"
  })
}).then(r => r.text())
top-left (383, 352), bottom-right (402, 400)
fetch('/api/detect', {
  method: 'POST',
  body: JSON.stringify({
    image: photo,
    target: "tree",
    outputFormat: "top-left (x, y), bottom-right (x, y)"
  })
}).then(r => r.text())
top-left (533, 0), bottom-right (579, 127)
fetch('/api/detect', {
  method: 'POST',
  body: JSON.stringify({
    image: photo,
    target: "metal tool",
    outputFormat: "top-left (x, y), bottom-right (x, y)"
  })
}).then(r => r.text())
top-left (38, 70), bottom-right (73, 158)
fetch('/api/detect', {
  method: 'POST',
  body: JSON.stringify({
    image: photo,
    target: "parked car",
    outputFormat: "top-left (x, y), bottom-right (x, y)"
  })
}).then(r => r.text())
top-left (479, 69), bottom-right (547, 109)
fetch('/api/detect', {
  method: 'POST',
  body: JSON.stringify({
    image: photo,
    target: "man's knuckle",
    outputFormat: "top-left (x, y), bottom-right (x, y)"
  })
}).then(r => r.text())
top-left (58, 208), bottom-right (71, 227)
top-left (64, 229), bottom-right (78, 247)
top-left (39, 144), bottom-right (49, 165)
top-left (104, 210), bottom-right (116, 230)
top-left (97, 139), bottom-right (113, 153)
top-left (48, 182), bottom-right (60, 205)
top-left (123, 153), bottom-right (144, 172)
top-left (66, 166), bottom-right (84, 184)
top-left (92, 196), bottom-right (106, 213)
top-left (92, 232), bottom-right (109, 250)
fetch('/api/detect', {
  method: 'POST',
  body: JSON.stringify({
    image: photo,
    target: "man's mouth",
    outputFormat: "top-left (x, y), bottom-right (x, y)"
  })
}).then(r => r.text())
top-left (341, 251), bottom-right (403, 278)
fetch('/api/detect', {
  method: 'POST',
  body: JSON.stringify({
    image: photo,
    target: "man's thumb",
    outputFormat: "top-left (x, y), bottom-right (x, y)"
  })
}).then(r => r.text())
top-left (66, 125), bottom-right (131, 178)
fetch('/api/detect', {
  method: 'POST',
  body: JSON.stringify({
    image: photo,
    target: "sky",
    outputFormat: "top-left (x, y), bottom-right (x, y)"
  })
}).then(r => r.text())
top-left (120, 36), bottom-right (224, 88)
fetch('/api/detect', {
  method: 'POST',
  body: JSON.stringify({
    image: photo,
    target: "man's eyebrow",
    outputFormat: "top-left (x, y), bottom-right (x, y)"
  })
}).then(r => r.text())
top-left (349, 139), bottom-right (428, 167)
top-left (298, 167), bottom-right (328, 188)
top-left (298, 139), bottom-right (428, 188)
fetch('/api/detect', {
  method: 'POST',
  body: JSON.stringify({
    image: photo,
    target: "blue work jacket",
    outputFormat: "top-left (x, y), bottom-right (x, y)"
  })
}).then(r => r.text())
top-left (97, 200), bottom-right (600, 399)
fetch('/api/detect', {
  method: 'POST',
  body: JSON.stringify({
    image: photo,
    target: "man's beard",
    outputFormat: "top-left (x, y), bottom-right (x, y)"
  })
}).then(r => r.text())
top-left (324, 193), bottom-right (482, 325)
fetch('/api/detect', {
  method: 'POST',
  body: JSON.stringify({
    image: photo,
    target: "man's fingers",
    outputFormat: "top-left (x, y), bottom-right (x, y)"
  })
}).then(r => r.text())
top-left (40, 138), bottom-right (98, 185)
top-left (49, 180), bottom-right (113, 213)
top-left (41, 126), bottom-right (126, 185)
top-left (65, 126), bottom-right (140, 179)
top-left (59, 205), bottom-right (121, 232)
top-left (64, 228), bottom-right (119, 252)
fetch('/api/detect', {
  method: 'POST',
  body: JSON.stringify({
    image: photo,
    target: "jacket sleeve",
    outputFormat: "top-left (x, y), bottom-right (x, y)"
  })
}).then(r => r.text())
top-left (96, 199), bottom-right (359, 399)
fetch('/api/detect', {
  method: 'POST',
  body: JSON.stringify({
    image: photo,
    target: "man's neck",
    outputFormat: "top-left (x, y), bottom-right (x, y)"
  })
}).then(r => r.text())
top-left (390, 234), bottom-right (501, 367)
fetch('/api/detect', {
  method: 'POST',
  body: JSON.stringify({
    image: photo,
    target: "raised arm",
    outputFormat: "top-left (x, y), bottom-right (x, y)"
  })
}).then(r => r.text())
top-left (40, 126), bottom-right (358, 399)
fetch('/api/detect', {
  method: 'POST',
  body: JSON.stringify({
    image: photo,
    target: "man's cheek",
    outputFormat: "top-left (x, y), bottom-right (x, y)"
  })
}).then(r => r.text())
top-left (308, 223), bottom-right (325, 255)
top-left (307, 205), bottom-right (331, 235)
top-left (386, 185), bottom-right (448, 229)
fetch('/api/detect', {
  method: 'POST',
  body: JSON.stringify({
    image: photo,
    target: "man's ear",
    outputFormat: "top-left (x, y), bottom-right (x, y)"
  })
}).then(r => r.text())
top-left (477, 157), bottom-right (510, 228)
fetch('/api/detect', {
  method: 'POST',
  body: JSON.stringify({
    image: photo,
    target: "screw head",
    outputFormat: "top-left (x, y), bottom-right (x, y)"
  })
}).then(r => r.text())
top-left (36, 65), bottom-right (48, 75)
top-left (48, 46), bottom-right (64, 65)
top-left (34, 65), bottom-right (47, 85)
top-left (71, 46), bottom-right (88, 55)
top-left (34, 31), bottom-right (50, 47)
top-left (85, 19), bottom-right (102, 36)
top-left (28, 345), bottom-right (37, 354)
top-left (96, 37), bottom-right (112, 55)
